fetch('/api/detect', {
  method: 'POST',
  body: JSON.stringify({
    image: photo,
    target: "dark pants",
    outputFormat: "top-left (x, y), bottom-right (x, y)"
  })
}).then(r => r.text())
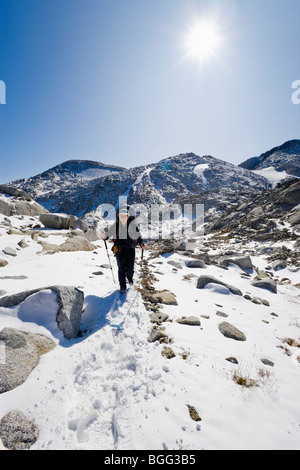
top-left (115, 246), bottom-right (135, 289)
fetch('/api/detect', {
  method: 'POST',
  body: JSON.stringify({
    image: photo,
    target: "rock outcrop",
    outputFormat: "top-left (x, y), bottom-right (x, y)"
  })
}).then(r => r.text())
top-left (0, 410), bottom-right (39, 450)
top-left (0, 185), bottom-right (48, 217)
top-left (206, 178), bottom-right (300, 241)
top-left (38, 235), bottom-right (96, 253)
top-left (39, 213), bottom-right (72, 230)
top-left (0, 327), bottom-right (56, 394)
top-left (218, 322), bottom-right (247, 341)
top-left (0, 286), bottom-right (84, 340)
top-left (196, 275), bottom-right (243, 296)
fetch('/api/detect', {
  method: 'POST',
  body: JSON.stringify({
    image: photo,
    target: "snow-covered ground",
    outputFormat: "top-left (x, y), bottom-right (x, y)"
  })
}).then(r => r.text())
top-left (79, 169), bottom-right (113, 180)
top-left (252, 166), bottom-right (296, 188)
top-left (193, 163), bottom-right (210, 187)
top-left (0, 213), bottom-right (300, 450)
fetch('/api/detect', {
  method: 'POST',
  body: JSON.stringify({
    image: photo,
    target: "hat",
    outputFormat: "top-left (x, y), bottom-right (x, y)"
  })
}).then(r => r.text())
top-left (119, 207), bottom-right (129, 215)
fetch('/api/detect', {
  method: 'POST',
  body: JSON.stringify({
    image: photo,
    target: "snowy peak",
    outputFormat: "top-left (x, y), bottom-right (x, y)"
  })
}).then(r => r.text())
top-left (7, 153), bottom-right (269, 218)
top-left (239, 140), bottom-right (300, 187)
top-left (57, 160), bottom-right (126, 179)
top-left (11, 159), bottom-right (126, 197)
top-left (8, 160), bottom-right (126, 213)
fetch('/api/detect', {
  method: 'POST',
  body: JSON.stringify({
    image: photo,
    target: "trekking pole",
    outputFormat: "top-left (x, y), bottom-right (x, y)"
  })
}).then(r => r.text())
top-left (104, 239), bottom-right (116, 284)
top-left (140, 245), bottom-right (144, 267)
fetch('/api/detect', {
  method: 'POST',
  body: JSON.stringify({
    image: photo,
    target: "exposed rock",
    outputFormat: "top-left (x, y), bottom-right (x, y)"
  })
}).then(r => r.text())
top-left (2, 247), bottom-right (17, 257)
top-left (0, 188), bottom-right (48, 217)
top-left (17, 238), bottom-right (29, 248)
top-left (226, 357), bottom-right (239, 364)
top-left (261, 358), bottom-right (274, 367)
top-left (251, 278), bottom-right (277, 293)
top-left (0, 185), bottom-right (32, 201)
top-left (280, 186), bottom-right (300, 205)
top-left (38, 236), bottom-right (96, 253)
top-left (69, 215), bottom-right (89, 232)
top-left (239, 140), bottom-right (300, 178)
top-left (161, 347), bottom-right (176, 359)
top-left (39, 213), bottom-right (71, 230)
top-left (54, 286), bottom-right (84, 339)
top-left (187, 259), bottom-right (206, 268)
top-left (187, 405), bottom-right (201, 422)
top-left (8, 154), bottom-right (268, 220)
top-left (216, 310), bottom-right (228, 318)
top-left (251, 297), bottom-right (270, 306)
top-left (218, 322), bottom-right (246, 341)
top-left (0, 327), bottom-right (56, 394)
top-left (0, 275), bottom-right (27, 280)
top-left (167, 260), bottom-right (182, 269)
top-left (289, 210), bottom-right (300, 226)
top-left (176, 316), bottom-right (201, 326)
top-left (220, 256), bottom-right (253, 271)
top-left (0, 259), bottom-right (8, 267)
top-left (175, 240), bottom-right (196, 251)
top-left (150, 291), bottom-right (178, 306)
top-left (255, 269), bottom-right (272, 278)
top-left (196, 275), bottom-right (242, 296)
top-left (0, 286), bottom-right (84, 340)
top-left (149, 312), bottom-right (169, 324)
top-left (272, 260), bottom-right (287, 271)
top-left (148, 327), bottom-right (168, 343)
top-left (0, 410), bottom-right (39, 450)
top-left (182, 273), bottom-right (198, 280)
top-left (206, 178), bottom-right (300, 243)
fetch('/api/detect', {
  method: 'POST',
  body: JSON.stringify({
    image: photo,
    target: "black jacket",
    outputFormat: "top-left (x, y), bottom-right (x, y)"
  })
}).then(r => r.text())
top-left (104, 216), bottom-right (144, 248)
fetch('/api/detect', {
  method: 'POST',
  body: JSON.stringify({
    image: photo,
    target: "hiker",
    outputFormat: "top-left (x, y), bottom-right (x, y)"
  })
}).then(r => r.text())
top-left (101, 207), bottom-right (146, 292)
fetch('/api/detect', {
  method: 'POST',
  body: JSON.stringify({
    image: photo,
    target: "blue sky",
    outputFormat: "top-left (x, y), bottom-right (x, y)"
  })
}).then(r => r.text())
top-left (0, 0), bottom-right (299, 183)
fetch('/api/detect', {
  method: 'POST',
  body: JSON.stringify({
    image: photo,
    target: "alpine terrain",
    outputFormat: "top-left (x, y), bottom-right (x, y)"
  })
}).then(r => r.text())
top-left (8, 153), bottom-right (270, 221)
top-left (239, 139), bottom-right (300, 187)
top-left (0, 141), bottom-right (299, 450)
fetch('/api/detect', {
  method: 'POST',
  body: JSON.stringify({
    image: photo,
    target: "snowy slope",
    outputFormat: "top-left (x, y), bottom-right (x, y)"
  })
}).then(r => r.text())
top-left (240, 140), bottom-right (300, 180)
top-left (8, 153), bottom-right (269, 218)
top-left (253, 167), bottom-right (294, 188)
top-left (0, 212), bottom-right (300, 450)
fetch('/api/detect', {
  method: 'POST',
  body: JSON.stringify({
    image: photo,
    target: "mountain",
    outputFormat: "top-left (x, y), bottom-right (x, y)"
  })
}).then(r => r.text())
top-left (0, 185), bottom-right (299, 450)
top-left (1, 145), bottom-right (300, 450)
top-left (8, 153), bottom-right (269, 220)
top-left (206, 177), bottom-right (300, 244)
top-left (9, 160), bottom-right (126, 215)
top-left (239, 140), bottom-right (300, 187)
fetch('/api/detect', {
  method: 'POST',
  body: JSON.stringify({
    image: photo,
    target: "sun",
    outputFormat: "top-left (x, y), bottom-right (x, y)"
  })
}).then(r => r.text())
top-left (184, 20), bottom-right (221, 63)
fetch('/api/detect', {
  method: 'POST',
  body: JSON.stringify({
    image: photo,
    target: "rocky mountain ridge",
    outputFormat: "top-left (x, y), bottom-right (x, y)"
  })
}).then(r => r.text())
top-left (0, 191), bottom-right (299, 449)
top-left (0, 146), bottom-right (300, 450)
top-left (7, 153), bottom-right (269, 220)
top-left (239, 139), bottom-right (300, 178)
top-left (9, 160), bottom-right (126, 214)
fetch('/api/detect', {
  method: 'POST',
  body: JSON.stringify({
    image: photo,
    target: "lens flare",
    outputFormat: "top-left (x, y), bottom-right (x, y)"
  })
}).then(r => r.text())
top-left (184, 20), bottom-right (222, 63)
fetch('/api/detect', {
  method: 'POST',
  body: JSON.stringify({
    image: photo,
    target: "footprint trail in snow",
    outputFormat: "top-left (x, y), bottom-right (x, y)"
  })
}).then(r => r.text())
top-left (66, 286), bottom-right (153, 450)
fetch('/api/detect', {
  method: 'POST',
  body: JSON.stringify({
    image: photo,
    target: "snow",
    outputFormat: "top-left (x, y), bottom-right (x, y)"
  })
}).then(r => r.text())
top-left (0, 213), bottom-right (300, 450)
top-left (79, 169), bottom-right (112, 180)
top-left (252, 166), bottom-right (294, 188)
top-left (193, 164), bottom-right (209, 186)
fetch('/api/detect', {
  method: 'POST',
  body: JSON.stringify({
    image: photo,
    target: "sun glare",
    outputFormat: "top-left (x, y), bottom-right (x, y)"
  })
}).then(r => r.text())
top-left (185, 20), bottom-right (221, 63)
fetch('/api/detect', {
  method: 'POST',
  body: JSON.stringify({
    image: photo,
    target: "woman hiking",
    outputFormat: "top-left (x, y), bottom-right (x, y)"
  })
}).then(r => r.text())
top-left (101, 206), bottom-right (146, 293)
